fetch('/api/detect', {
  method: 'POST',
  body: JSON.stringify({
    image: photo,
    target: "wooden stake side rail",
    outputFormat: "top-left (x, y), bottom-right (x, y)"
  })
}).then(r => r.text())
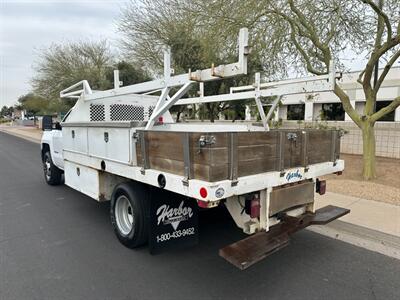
top-left (135, 129), bottom-right (341, 182)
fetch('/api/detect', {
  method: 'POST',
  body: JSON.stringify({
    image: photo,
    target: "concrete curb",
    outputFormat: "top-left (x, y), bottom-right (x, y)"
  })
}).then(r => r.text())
top-left (308, 220), bottom-right (400, 260)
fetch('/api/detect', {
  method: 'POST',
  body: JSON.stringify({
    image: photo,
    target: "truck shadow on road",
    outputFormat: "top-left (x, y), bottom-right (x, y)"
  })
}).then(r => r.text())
top-left (88, 192), bottom-right (333, 269)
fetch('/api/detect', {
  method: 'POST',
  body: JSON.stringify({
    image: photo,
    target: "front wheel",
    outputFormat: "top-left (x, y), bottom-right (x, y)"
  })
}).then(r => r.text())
top-left (110, 182), bottom-right (150, 248)
top-left (43, 151), bottom-right (63, 185)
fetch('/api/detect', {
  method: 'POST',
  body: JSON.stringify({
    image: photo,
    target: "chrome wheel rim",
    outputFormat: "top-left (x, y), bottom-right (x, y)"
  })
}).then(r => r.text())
top-left (44, 156), bottom-right (51, 181)
top-left (115, 195), bottom-right (134, 236)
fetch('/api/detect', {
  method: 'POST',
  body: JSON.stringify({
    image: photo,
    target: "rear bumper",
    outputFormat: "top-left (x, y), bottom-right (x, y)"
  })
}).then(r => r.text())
top-left (190, 160), bottom-right (344, 202)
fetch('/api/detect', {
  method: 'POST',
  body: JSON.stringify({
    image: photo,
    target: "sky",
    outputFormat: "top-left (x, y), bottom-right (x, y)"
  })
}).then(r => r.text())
top-left (0, 0), bottom-right (128, 107)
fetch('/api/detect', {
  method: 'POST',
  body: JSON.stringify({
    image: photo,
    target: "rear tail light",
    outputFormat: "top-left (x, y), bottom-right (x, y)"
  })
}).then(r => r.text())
top-left (316, 179), bottom-right (326, 195)
top-left (197, 199), bottom-right (219, 208)
top-left (197, 200), bottom-right (209, 208)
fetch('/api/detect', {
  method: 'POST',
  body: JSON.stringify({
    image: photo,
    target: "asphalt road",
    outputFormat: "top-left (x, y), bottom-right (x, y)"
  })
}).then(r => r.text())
top-left (0, 132), bottom-right (399, 300)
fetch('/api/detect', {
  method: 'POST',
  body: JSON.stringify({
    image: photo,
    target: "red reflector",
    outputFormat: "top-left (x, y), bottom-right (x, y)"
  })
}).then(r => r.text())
top-left (199, 187), bottom-right (208, 198)
top-left (158, 116), bottom-right (164, 123)
top-left (197, 200), bottom-right (208, 208)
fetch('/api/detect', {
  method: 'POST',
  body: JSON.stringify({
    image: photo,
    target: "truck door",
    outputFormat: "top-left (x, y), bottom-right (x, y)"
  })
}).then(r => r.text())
top-left (52, 129), bottom-right (64, 169)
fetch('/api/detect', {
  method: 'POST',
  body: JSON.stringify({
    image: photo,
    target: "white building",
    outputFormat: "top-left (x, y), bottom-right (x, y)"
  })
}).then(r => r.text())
top-left (274, 66), bottom-right (400, 122)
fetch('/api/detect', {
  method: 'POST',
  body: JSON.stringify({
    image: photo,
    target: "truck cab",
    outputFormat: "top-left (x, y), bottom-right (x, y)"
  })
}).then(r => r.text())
top-left (41, 115), bottom-right (65, 184)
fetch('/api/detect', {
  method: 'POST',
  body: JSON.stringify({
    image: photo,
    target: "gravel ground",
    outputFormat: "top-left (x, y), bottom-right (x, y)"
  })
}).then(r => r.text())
top-left (324, 154), bottom-right (400, 205)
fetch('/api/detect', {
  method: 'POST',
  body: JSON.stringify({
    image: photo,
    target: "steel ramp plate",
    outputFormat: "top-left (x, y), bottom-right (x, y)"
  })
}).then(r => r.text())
top-left (310, 205), bottom-right (350, 225)
top-left (219, 232), bottom-right (289, 270)
top-left (220, 205), bottom-right (350, 270)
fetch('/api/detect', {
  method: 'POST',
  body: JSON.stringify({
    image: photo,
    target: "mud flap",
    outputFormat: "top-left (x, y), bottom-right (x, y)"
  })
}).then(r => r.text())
top-left (149, 189), bottom-right (198, 254)
top-left (219, 205), bottom-right (350, 270)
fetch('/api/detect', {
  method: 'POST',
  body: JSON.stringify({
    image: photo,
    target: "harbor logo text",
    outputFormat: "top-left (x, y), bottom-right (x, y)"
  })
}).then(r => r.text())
top-left (156, 201), bottom-right (193, 230)
top-left (286, 170), bottom-right (302, 181)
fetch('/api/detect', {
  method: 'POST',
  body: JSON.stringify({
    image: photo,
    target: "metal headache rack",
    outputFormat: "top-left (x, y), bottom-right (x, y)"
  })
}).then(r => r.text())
top-left (60, 27), bottom-right (341, 132)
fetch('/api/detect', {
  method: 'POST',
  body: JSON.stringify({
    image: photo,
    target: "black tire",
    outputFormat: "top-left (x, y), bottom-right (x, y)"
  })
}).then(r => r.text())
top-left (43, 151), bottom-right (63, 186)
top-left (110, 182), bottom-right (150, 248)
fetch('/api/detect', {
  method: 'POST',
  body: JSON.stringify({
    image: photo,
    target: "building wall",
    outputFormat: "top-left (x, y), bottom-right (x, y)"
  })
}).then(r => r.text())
top-left (276, 66), bottom-right (400, 122)
top-left (340, 122), bottom-right (400, 159)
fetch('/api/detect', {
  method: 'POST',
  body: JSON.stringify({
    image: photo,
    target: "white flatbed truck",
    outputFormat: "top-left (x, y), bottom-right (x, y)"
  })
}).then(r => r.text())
top-left (41, 28), bottom-right (349, 269)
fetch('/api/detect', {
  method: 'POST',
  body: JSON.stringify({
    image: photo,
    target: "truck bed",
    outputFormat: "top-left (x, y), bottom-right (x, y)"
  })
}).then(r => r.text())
top-left (136, 127), bottom-right (341, 182)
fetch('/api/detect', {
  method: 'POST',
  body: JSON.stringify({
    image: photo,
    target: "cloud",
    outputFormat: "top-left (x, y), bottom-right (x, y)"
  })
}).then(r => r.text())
top-left (0, 0), bottom-right (127, 106)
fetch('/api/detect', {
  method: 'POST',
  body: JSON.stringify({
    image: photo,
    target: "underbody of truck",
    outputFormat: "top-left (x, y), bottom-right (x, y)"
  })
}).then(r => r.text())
top-left (41, 28), bottom-right (349, 269)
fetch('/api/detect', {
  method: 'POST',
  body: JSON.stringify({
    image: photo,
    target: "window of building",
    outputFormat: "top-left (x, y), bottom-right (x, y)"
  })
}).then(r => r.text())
top-left (287, 104), bottom-right (305, 120)
top-left (321, 103), bottom-right (345, 121)
top-left (375, 101), bottom-right (395, 121)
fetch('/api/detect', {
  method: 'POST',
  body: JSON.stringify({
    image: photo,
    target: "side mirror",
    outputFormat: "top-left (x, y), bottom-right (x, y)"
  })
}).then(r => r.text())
top-left (42, 115), bottom-right (53, 131)
top-left (54, 122), bottom-right (62, 130)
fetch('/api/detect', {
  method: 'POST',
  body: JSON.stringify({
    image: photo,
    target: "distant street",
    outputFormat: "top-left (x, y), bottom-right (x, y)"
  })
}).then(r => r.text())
top-left (0, 131), bottom-right (399, 300)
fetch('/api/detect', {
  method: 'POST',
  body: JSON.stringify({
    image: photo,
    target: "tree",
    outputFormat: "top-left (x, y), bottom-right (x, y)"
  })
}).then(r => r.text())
top-left (119, 0), bottom-right (203, 74)
top-left (105, 61), bottom-right (151, 87)
top-left (177, 0), bottom-right (400, 179)
top-left (119, 0), bottom-right (263, 122)
top-left (31, 41), bottom-right (150, 115)
top-left (119, 1), bottom-right (219, 121)
top-left (0, 106), bottom-right (13, 118)
top-left (32, 40), bottom-right (113, 101)
top-left (17, 93), bottom-right (49, 124)
top-left (0, 106), bottom-right (7, 118)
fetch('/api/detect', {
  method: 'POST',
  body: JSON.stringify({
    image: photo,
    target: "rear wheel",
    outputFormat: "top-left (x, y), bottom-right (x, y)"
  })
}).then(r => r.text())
top-left (110, 182), bottom-right (150, 248)
top-left (43, 151), bottom-right (63, 185)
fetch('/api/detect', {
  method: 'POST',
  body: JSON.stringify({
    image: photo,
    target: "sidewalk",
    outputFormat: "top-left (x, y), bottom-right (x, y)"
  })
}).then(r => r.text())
top-left (0, 125), bottom-right (42, 144)
top-left (315, 192), bottom-right (400, 237)
top-left (312, 192), bottom-right (400, 260)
